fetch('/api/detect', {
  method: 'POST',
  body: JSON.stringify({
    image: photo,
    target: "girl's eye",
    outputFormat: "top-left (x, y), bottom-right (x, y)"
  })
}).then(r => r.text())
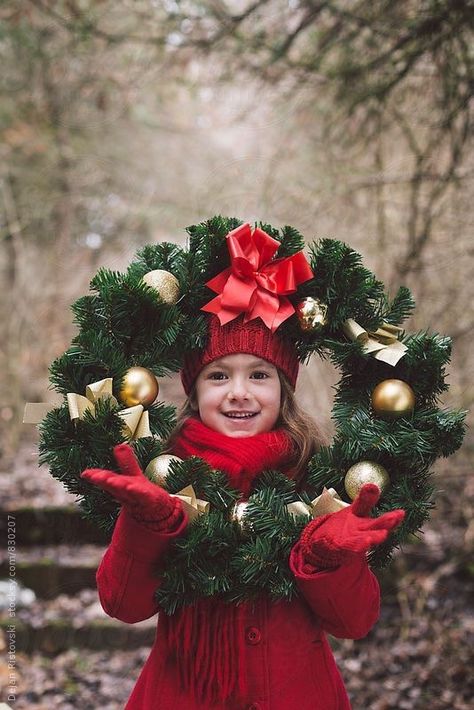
top-left (208, 372), bottom-right (227, 380)
top-left (251, 371), bottom-right (269, 380)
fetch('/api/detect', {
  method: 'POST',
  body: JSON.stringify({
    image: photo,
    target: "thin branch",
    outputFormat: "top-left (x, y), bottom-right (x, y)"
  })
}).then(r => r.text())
top-left (270, 3), bottom-right (328, 62)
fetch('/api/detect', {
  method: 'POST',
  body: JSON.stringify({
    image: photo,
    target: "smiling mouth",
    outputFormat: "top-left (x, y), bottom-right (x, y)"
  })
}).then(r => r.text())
top-left (223, 412), bottom-right (259, 419)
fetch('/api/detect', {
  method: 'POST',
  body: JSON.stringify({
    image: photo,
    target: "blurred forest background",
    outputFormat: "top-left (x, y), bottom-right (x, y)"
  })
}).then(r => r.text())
top-left (0, 1), bottom-right (473, 709)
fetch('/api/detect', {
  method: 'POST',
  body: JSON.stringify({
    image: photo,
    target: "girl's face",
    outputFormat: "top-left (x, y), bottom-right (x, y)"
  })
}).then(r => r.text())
top-left (194, 353), bottom-right (281, 437)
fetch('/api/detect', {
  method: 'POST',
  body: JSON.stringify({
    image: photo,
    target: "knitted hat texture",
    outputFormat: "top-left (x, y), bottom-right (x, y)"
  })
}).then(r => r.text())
top-left (180, 316), bottom-right (299, 395)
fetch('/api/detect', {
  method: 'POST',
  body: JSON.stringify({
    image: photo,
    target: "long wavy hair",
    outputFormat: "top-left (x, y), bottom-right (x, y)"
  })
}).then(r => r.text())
top-left (164, 370), bottom-right (329, 488)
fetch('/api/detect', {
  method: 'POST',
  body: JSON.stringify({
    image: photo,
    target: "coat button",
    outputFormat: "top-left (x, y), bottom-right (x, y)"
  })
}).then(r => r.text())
top-left (247, 704), bottom-right (262, 710)
top-left (246, 626), bottom-right (261, 645)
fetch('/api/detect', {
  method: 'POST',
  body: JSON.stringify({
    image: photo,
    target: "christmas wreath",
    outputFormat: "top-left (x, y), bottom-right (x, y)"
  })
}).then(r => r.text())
top-left (26, 216), bottom-right (466, 614)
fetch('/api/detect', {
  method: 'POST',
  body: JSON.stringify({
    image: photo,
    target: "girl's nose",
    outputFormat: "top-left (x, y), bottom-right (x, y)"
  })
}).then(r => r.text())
top-left (227, 380), bottom-right (249, 400)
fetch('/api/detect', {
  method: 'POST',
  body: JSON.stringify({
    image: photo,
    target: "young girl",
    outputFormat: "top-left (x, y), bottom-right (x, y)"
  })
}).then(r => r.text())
top-left (81, 314), bottom-right (405, 710)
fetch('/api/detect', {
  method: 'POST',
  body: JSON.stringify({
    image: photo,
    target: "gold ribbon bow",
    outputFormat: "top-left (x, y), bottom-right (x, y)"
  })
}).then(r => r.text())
top-left (171, 485), bottom-right (210, 522)
top-left (342, 319), bottom-right (407, 366)
top-left (23, 401), bottom-right (61, 424)
top-left (23, 377), bottom-right (116, 424)
top-left (287, 487), bottom-right (350, 519)
top-left (24, 377), bottom-right (151, 440)
top-left (118, 405), bottom-right (151, 440)
top-left (66, 378), bottom-right (118, 420)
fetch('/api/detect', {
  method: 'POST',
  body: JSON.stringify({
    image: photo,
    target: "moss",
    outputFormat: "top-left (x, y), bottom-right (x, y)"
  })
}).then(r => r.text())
top-left (64, 680), bottom-right (80, 694)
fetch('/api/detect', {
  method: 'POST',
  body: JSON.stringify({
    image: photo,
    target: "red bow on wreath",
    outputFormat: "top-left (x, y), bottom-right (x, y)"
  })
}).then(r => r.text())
top-left (201, 223), bottom-right (314, 332)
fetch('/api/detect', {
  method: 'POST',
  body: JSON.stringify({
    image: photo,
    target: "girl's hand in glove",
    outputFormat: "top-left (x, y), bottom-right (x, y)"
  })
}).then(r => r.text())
top-left (299, 483), bottom-right (405, 569)
top-left (80, 443), bottom-right (184, 531)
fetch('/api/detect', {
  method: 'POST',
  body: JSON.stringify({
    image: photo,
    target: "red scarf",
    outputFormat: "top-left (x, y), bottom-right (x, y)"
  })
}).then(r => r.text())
top-left (167, 417), bottom-right (294, 705)
top-left (171, 416), bottom-right (294, 497)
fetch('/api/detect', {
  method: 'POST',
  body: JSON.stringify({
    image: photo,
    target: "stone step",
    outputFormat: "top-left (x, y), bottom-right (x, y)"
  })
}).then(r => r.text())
top-left (0, 544), bottom-right (105, 599)
top-left (0, 617), bottom-right (156, 654)
top-left (0, 588), bottom-right (156, 653)
top-left (0, 506), bottom-right (110, 546)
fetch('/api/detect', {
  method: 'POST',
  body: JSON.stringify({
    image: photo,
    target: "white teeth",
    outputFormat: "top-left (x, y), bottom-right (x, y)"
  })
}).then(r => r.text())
top-left (224, 412), bottom-right (257, 418)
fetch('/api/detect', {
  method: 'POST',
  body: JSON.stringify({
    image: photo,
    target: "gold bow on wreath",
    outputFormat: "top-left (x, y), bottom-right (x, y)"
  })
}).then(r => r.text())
top-left (172, 485), bottom-right (210, 522)
top-left (342, 319), bottom-right (407, 366)
top-left (23, 377), bottom-right (151, 440)
top-left (287, 487), bottom-right (350, 519)
top-left (118, 405), bottom-right (151, 440)
top-left (66, 377), bottom-right (118, 419)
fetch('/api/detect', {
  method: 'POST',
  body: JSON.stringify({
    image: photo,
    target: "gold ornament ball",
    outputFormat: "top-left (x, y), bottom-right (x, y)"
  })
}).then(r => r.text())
top-left (296, 297), bottom-right (328, 332)
top-left (371, 379), bottom-right (416, 420)
top-left (344, 461), bottom-right (390, 501)
top-left (145, 454), bottom-right (183, 486)
top-left (119, 367), bottom-right (159, 407)
top-left (142, 269), bottom-right (180, 305)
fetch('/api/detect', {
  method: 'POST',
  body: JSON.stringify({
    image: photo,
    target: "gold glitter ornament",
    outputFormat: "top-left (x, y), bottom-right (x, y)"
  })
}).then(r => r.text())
top-left (296, 297), bottom-right (328, 332)
top-left (142, 269), bottom-right (180, 305)
top-left (145, 454), bottom-right (183, 486)
top-left (344, 461), bottom-right (390, 500)
top-left (119, 367), bottom-right (159, 407)
top-left (371, 379), bottom-right (416, 420)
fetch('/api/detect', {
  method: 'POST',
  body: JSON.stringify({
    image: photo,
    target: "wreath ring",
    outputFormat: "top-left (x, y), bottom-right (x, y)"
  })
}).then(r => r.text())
top-left (31, 216), bottom-right (465, 613)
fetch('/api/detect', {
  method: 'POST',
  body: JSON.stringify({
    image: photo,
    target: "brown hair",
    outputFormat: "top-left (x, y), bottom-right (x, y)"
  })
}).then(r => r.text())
top-left (164, 370), bottom-right (328, 489)
top-left (275, 373), bottom-right (328, 486)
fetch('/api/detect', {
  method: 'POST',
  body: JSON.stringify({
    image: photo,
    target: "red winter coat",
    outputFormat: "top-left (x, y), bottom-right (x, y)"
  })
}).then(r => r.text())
top-left (96, 507), bottom-right (380, 709)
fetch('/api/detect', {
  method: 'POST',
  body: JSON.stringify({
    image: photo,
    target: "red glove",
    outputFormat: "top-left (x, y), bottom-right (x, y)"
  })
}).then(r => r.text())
top-left (300, 483), bottom-right (405, 569)
top-left (80, 443), bottom-right (184, 532)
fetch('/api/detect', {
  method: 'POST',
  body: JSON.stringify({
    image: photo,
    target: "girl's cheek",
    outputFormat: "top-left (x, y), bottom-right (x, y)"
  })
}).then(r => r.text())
top-left (199, 392), bottom-right (220, 408)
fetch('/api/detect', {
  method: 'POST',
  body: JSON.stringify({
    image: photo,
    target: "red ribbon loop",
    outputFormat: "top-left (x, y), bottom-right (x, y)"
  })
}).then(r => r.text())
top-left (201, 223), bottom-right (314, 332)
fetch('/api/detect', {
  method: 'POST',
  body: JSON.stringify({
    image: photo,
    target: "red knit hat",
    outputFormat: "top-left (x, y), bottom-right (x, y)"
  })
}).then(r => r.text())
top-left (180, 315), bottom-right (299, 395)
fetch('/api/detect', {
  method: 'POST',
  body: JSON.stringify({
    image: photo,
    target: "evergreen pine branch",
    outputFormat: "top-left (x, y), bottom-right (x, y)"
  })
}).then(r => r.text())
top-left (256, 222), bottom-right (305, 257)
top-left (393, 332), bottom-right (452, 404)
top-left (71, 295), bottom-right (106, 332)
top-left (307, 239), bottom-right (386, 330)
top-left (245, 489), bottom-right (293, 540)
top-left (305, 446), bottom-right (348, 499)
top-left (130, 242), bottom-right (186, 276)
top-left (185, 215), bottom-right (240, 285)
top-left (89, 268), bottom-right (125, 296)
top-left (147, 401), bottom-right (177, 440)
top-left (67, 334), bottom-right (129, 373)
top-left (133, 437), bottom-right (170, 470)
top-left (379, 285), bottom-right (416, 325)
top-left (369, 474), bottom-right (435, 567)
top-left (252, 469), bottom-right (298, 501)
top-left (327, 340), bottom-right (370, 368)
top-left (48, 349), bottom-right (109, 396)
top-left (198, 470), bottom-right (240, 510)
top-left (38, 399), bottom-right (125, 533)
top-left (230, 536), bottom-right (282, 587)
